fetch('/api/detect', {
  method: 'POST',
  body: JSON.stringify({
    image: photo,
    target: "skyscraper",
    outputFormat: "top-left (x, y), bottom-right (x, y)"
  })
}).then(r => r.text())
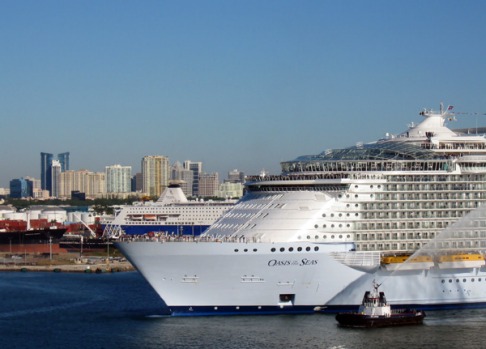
top-left (41, 152), bottom-right (70, 196)
top-left (183, 160), bottom-right (202, 196)
top-left (106, 164), bottom-right (132, 193)
top-left (142, 155), bottom-right (170, 197)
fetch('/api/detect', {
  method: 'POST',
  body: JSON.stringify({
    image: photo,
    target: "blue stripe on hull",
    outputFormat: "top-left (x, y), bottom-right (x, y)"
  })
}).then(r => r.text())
top-left (166, 301), bottom-right (486, 316)
top-left (168, 305), bottom-right (322, 317)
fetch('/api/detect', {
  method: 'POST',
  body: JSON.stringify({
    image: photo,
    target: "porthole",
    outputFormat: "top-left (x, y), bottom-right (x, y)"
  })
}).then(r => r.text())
top-left (271, 248), bottom-right (276, 252)
top-left (253, 249), bottom-right (257, 252)
top-left (456, 279), bottom-right (460, 283)
top-left (322, 213), bottom-right (326, 217)
top-left (244, 249), bottom-right (248, 252)
top-left (347, 235), bottom-right (350, 238)
top-left (280, 247), bottom-right (285, 252)
top-left (289, 247), bottom-right (294, 252)
top-left (339, 224), bottom-right (342, 228)
top-left (306, 247), bottom-right (311, 251)
top-left (331, 224), bottom-right (335, 228)
top-left (339, 213), bottom-right (342, 217)
top-left (234, 249), bottom-right (239, 252)
top-left (307, 235), bottom-right (311, 240)
top-left (339, 235), bottom-right (342, 239)
top-left (355, 195), bottom-right (358, 198)
top-left (449, 279), bottom-right (452, 283)
top-left (331, 235), bottom-right (335, 239)
top-left (463, 279), bottom-right (467, 282)
top-left (315, 235), bottom-right (319, 239)
top-left (314, 224), bottom-right (318, 229)
top-left (323, 224), bottom-right (327, 228)
top-left (472, 278), bottom-right (475, 282)
top-left (441, 280), bottom-right (445, 283)
top-left (331, 213), bottom-right (334, 217)
top-left (297, 247), bottom-right (302, 251)
top-left (314, 246), bottom-right (319, 251)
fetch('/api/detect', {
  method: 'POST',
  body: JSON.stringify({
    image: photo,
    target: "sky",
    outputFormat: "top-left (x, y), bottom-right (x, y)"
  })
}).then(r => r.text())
top-left (1, 0), bottom-right (486, 188)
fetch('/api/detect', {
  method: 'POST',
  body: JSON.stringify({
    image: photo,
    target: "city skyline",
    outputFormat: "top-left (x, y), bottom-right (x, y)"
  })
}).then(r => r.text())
top-left (2, 1), bottom-right (486, 188)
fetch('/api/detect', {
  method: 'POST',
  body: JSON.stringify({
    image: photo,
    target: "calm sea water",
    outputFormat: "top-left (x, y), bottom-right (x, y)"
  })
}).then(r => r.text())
top-left (1, 271), bottom-right (485, 349)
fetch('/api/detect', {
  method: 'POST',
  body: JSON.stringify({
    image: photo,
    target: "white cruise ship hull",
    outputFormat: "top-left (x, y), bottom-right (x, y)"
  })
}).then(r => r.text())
top-left (327, 266), bottom-right (486, 312)
top-left (115, 241), bottom-right (363, 316)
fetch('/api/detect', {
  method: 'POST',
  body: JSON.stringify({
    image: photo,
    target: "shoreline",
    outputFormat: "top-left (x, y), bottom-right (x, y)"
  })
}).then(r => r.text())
top-left (0, 251), bottom-right (135, 273)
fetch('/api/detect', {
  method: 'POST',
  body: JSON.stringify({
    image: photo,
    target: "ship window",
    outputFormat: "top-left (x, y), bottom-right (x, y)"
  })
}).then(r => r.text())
top-left (307, 235), bottom-right (311, 239)
top-left (322, 214), bottom-right (326, 217)
top-left (234, 249), bottom-right (239, 252)
top-left (289, 247), bottom-right (294, 252)
top-left (297, 247), bottom-right (302, 251)
top-left (323, 225), bottom-right (327, 228)
top-left (463, 279), bottom-right (467, 282)
top-left (244, 249), bottom-right (248, 252)
top-left (253, 249), bottom-right (257, 252)
top-left (315, 235), bottom-right (318, 239)
top-left (280, 247), bottom-right (285, 252)
top-left (271, 248), bottom-right (276, 252)
top-left (314, 225), bottom-right (318, 229)
top-left (306, 247), bottom-right (311, 251)
top-left (441, 280), bottom-right (445, 283)
top-left (449, 279), bottom-right (452, 283)
top-left (456, 279), bottom-right (460, 283)
top-left (339, 235), bottom-right (342, 239)
top-left (472, 279), bottom-right (475, 282)
top-left (314, 246), bottom-right (319, 251)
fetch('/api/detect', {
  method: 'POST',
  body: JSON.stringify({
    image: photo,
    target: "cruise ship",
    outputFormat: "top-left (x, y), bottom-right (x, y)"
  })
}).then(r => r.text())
top-left (103, 184), bottom-right (236, 237)
top-left (115, 104), bottom-right (486, 316)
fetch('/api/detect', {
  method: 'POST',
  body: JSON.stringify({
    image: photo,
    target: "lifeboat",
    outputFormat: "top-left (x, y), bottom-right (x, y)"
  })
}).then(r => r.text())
top-left (381, 254), bottom-right (434, 271)
top-left (437, 253), bottom-right (485, 269)
top-left (144, 215), bottom-right (157, 221)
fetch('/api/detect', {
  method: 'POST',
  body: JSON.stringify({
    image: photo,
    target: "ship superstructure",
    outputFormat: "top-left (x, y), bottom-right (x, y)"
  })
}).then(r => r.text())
top-left (103, 184), bottom-right (236, 237)
top-left (116, 104), bottom-right (486, 316)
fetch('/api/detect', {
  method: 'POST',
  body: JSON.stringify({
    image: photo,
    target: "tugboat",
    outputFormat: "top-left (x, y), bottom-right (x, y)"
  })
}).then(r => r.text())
top-left (335, 281), bottom-right (425, 328)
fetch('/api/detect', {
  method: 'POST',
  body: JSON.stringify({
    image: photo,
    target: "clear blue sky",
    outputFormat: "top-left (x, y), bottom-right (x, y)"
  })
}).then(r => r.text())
top-left (1, 0), bottom-right (485, 187)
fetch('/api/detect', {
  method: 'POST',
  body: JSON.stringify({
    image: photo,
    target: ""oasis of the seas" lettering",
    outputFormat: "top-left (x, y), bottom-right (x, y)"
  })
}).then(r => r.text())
top-left (267, 258), bottom-right (318, 267)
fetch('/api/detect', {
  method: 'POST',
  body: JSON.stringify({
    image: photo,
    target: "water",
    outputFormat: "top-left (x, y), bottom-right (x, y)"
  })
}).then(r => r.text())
top-left (1, 271), bottom-right (485, 349)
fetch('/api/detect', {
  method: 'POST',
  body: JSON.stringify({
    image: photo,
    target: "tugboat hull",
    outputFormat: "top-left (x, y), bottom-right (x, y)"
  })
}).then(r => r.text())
top-left (336, 311), bottom-right (426, 328)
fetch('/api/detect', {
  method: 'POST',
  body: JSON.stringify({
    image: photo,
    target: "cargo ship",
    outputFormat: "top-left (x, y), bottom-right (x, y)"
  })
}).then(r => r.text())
top-left (0, 219), bottom-right (67, 253)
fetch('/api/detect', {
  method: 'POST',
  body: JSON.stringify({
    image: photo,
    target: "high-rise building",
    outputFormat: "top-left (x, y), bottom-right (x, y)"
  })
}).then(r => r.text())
top-left (9, 178), bottom-right (29, 198)
top-left (106, 164), bottom-right (132, 193)
top-left (171, 161), bottom-right (194, 197)
top-left (198, 172), bottom-right (219, 197)
top-left (41, 151), bottom-right (70, 196)
top-left (183, 160), bottom-right (202, 196)
top-left (131, 172), bottom-right (143, 192)
top-left (227, 169), bottom-right (245, 183)
top-left (51, 160), bottom-right (62, 198)
top-left (142, 155), bottom-right (170, 197)
top-left (58, 169), bottom-right (106, 199)
top-left (216, 181), bottom-right (244, 199)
